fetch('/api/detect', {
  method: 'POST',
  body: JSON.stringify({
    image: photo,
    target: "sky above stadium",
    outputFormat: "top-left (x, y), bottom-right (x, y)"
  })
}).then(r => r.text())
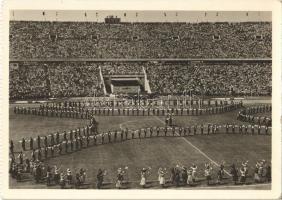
top-left (10, 10), bottom-right (271, 22)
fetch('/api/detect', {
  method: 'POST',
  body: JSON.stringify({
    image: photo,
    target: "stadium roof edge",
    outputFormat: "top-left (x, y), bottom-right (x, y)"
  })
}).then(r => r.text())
top-left (9, 20), bottom-right (271, 24)
top-left (9, 58), bottom-right (272, 62)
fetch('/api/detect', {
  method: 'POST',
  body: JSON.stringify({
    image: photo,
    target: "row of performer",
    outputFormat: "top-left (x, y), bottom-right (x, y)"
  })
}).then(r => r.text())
top-left (46, 99), bottom-right (237, 109)
top-left (240, 105), bottom-right (271, 115)
top-left (13, 102), bottom-right (243, 117)
top-left (9, 158), bottom-right (271, 189)
top-left (12, 124), bottom-right (271, 161)
top-left (10, 118), bottom-right (98, 153)
top-left (237, 105), bottom-right (271, 126)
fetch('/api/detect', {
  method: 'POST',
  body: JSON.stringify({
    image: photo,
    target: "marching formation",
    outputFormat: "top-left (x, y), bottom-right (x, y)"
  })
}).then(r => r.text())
top-left (10, 100), bottom-right (272, 189)
top-left (237, 105), bottom-right (272, 126)
top-left (13, 100), bottom-right (243, 117)
top-left (10, 155), bottom-right (271, 189)
top-left (11, 120), bottom-right (271, 159)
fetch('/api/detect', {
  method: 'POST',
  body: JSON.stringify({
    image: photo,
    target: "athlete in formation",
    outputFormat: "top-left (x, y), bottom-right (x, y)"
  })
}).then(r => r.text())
top-left (10, 100), bottom-right (271, 189)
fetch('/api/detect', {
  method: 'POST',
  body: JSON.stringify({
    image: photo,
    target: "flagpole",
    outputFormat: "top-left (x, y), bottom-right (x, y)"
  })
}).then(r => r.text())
top-left (124, 12), bottom-right (126, 22)
top-left (114, 94), bottom-right (115, 111)
top-left (190, 90), bottom-right (192, 108)
top-left (84, 11), bottom-right (87, 22)
top-left (184, 90), bottom-right (186, 107)
top-left (43, 11), bottom-right (46, 21)
top-left (138, 88), bottom-right (140, 109)
top-left (136, 12), bottom-right (138, 23)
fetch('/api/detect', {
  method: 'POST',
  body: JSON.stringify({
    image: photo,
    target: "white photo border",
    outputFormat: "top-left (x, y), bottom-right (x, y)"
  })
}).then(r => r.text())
top-left (1, 0), bottom-right (281, 199)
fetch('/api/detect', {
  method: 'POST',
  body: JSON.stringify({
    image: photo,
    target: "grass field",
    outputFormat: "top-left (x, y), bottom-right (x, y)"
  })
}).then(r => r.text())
top-left (9, 102), bottom-right (272, 189)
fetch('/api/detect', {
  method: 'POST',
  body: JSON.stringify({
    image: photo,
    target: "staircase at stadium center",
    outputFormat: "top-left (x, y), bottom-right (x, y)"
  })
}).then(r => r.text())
top-left (143, 66), bottom-right (151, 94)
top-left (98, 66), bottom-right (107, 95)
top-left (101, 65), bottom-right (151, 95)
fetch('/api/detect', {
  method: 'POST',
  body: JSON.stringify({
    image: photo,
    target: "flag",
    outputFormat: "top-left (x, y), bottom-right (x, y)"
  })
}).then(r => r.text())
top-left (43, 11), bottom-right (45, 16)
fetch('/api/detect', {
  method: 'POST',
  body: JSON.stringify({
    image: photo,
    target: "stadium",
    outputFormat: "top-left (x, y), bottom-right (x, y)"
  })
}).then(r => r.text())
top-left (9, 11), bottom-right (272, 190)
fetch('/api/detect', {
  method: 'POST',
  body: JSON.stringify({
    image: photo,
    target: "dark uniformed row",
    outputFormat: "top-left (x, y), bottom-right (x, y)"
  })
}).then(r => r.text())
top-left (237, 105), bottom-right (272, 126)
top-left (17, 135), bottom-right (99, 162)
top-left (14, 102), bottom-right (243, 117)
top-left (10, 118), bottom-right (98, 153)
top-left (49, 99), bottom-right (238, 109)
top-left (242, 105), bottom-right (271, 115)
top-left (11, 123), bottom-right (271, 157)
top-left (14, 106), bottom-right (93, 119)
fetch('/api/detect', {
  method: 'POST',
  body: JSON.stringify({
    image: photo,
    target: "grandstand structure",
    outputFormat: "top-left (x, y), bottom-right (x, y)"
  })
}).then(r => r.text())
top-left (9, 17), bottom-right (272, 100)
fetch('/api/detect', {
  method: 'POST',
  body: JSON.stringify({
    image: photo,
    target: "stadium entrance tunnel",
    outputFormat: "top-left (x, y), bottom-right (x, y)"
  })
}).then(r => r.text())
top-left (103, 75), bottom-right (146, 94)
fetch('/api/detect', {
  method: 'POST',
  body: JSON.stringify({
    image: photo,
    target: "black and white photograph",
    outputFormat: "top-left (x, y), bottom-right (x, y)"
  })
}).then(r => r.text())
top-left (1, 0), bottom-right (282, 199)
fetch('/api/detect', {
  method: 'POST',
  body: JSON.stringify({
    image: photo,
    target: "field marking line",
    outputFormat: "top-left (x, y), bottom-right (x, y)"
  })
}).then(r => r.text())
top-left (119, 120), bottom-right (138, 131)
top-left (153, 116), bottom-right (232, 177)
top-left (119, 118), bottom-right (157, 131)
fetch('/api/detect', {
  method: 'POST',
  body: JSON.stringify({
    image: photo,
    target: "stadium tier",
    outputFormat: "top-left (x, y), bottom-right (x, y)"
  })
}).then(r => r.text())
top-left (9, 61), bottom-right (271, 99)
top-left (48, 63), bottom-right (102, 98)
top-left (146, 62), bottom-right (272, 95)
top-left (10, 21), bottom-right (271, 59)
top-left (9, 21), bottom-right (272, 99)
top-left (9, 64), bottom-right (50, 99)
top-left (9, 62), bottom-right (103, 99)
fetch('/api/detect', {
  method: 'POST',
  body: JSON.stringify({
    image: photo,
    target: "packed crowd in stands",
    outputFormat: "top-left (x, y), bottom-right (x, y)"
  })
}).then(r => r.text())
top-left (146, 62), bottom-right (272, 96)
top-left (9, 64), bottom-right (50, 99)
top-left (48, 62), bottom-right (102, 97)
top-left (10, 21), bottom-right (271, 59)
top-left (9, 61), bottom-right (271, 99)
top-left (9, 62), bottom-right (103, 99)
